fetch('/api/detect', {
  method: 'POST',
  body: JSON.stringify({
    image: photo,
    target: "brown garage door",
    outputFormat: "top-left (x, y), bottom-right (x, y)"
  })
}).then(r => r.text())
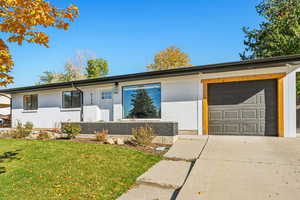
top-left (208, 79), bottom-right (277, 136)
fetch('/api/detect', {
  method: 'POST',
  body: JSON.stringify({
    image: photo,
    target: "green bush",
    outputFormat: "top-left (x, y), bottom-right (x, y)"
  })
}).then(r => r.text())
top-left (132, 124), bottom-right (157, 146)
top-left (62, 123), bottom-right (81, 139)
top-left (12, 121), bottom-right (33, 138)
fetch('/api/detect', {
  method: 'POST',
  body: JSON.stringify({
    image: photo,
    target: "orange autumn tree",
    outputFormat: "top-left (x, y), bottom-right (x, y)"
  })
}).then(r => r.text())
top-left (0, 0), bottom-right (79, 86)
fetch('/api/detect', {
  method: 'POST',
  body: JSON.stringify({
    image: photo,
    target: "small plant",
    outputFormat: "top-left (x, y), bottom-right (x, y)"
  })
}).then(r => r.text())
top-left (62, 123), bottom-right (81, 139)
top-left (37, 131), bottom-right (51, 140)
top-left (95, 129), bottom-right (108, 142)
top-left (132, 124), bottom-right (157, 146)
top-left (11, 121), bottom-right (33, 139)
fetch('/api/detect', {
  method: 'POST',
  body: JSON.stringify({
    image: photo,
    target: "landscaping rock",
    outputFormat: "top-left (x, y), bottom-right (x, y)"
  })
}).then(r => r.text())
top-left (115, 138), bottom-right (124, 145)
top-left (106, 138), bottom-right (115, 144)
top-left (26, 132), bottom-right (39, 139)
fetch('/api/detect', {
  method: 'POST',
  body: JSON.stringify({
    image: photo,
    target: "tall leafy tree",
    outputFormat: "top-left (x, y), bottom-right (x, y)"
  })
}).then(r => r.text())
top-left (128, 89), bottom-right (158, 118)
top-left (37, 51), bottom-right (95, 84)
top-left (38, 62), bottom-right (85, 84)
top-left (240, 0), bottom-right (300, 60)
top-left (86, 58), bottom-right (109, 78)
top-left (38, 71), bottom-right (63, 85)
top-left (62, 61), bottom-right (86, 82)
top-left (147, 46), bottom-right (192, 71)
top-left (0, 0), bottom-right (78, 86)
top-left (241, 0), bottom-right (300, 95)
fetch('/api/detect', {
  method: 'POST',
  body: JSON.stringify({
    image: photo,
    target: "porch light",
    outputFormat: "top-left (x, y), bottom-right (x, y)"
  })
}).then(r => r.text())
top-left (114, 82), bottom-right (119, 94)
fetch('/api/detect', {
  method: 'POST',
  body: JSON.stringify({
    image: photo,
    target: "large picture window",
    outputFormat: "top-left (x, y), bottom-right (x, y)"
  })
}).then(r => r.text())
top-left (123, 83), bottom-right (161, 119)
top-left (23, 94), bottom-right (38, 110)
top-left (62, 91), bottom-right (81, 108)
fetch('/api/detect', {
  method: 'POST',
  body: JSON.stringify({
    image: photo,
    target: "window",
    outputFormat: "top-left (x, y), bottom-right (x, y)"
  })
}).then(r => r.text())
top-left (102, 91), bottom-right (112, 100)
top-left (23, 95), bottom-right (38, 110)
top-left (123, 83), bottom-right (161, 119)
top-left (62, 91), bottom-right (81, 108)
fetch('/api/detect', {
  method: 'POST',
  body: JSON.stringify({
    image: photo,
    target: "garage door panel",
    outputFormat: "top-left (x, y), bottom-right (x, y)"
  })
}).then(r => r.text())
top-left (208, 79), bottom-right (277, 136)
top-left (241, 110), bottom-right (258, 120)
top-left (209, 111), bottom-right (223, 120)
top-left (224, 110), bottom-right (239, 120)
top-left (209, 124), bottom-right (223, 134)
top-left (224, 124), bottom-right (240, 133)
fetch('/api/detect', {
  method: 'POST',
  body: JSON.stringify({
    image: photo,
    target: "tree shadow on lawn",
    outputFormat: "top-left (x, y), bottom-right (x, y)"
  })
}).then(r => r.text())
top-left (0, 149), bottom-right (21, 174)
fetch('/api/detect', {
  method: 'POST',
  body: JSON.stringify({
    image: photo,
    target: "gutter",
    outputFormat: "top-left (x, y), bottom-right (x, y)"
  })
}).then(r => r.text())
top-left (3, 54), bottom-right (300, 94)
top-left (72, 83), bottom-right (84, 122)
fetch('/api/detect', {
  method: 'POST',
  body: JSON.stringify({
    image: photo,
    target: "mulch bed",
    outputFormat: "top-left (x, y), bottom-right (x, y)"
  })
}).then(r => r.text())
top-left (71, 138), bottom-right (171, 155)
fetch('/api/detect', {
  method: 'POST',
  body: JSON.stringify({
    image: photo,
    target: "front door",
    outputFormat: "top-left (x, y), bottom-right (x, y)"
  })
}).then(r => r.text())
top-left (99, 89), bottom-right (113, 121)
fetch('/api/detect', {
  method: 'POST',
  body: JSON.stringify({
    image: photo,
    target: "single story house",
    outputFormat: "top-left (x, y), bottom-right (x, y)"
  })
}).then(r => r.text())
top-left (1, 55), bottom-right (300, 139)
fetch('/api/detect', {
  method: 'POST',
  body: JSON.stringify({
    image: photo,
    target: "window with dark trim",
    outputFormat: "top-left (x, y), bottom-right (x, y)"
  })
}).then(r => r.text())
top-left (23, 94), bottom-right (38, 110)
top-left (122, 83), bottom-right (161, 119)
top-left (62, 91), bottom-right (81, 108)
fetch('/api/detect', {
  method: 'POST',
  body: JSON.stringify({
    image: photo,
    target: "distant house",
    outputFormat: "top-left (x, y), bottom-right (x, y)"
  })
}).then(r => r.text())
top-left (0, 55), bottom-right (299, 138)
top-left (0, 94), bottom-right (11, 127)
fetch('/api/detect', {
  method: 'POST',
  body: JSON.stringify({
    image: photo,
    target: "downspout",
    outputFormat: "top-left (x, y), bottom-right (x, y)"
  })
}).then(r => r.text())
top-left (10, 97), bottom-right (12, 127)
top-left (72, 83), bottom-right (84, 122)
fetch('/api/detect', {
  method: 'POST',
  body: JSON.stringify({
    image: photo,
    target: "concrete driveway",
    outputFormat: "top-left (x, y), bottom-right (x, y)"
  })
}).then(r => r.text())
top-left (176, 136), bottom-right (300, 200)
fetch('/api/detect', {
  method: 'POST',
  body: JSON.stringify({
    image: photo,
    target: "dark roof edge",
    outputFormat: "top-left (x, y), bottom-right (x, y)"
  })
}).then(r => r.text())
top-left (2, 54), bottom-right (300, 94)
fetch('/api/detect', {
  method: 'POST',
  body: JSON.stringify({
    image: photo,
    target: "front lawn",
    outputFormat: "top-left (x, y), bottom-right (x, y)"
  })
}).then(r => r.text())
top-left (0, 139), bottom-right (161, 200)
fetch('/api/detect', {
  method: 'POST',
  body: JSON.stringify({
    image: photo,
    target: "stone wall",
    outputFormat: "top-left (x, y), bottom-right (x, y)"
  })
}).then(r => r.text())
top-left (62, 121), bottom-right (178, 136)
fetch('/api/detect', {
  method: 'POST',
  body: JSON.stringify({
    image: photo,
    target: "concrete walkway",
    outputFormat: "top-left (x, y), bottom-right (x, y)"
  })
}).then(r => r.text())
top-left (164, 136), bottom-right (208, 161)
top-left (117, 138), bottom-right (206, 200)
top-left (176, 136), bottom-right (300, 200)
top-left (118, 136), bottom-right (300, 200)
top-left (117, 160), bottom-right (192, 200)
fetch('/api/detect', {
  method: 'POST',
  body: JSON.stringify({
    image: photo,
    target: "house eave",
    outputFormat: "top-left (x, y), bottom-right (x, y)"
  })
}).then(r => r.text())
top-left (2, 54), bottom-right (300, 94)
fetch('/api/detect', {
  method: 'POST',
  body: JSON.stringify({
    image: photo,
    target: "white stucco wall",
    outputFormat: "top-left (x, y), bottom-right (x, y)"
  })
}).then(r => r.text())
top-left (11, 86), bottom-right (113, 128)
top-left (112, 75), bottom-right (200, 131)
top-left (12, 90), bottom-right (80, 128)
top-left (9, 64), bottom-right (299, 137)
top-left (283, 69), bottom-right (297, 137)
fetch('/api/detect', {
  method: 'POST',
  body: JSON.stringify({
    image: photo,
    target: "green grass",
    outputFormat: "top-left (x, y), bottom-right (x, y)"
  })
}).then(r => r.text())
top-left (0, 139), bottom-right (161, 200)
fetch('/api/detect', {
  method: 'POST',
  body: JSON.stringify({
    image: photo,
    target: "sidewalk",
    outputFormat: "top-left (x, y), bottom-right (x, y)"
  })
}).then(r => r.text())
top-left (117, 137), bottom-right (208, 200)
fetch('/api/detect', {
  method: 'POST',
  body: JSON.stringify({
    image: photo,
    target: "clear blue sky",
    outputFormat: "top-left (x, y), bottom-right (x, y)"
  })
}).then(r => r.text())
top-left (2, 0), bottom-right (262, 88)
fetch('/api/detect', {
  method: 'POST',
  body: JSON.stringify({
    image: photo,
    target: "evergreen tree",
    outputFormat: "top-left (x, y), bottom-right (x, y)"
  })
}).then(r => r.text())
top-left (128, 89), bottom-right (158, 118)
top-left (240, 0), bottom-right (300, 60)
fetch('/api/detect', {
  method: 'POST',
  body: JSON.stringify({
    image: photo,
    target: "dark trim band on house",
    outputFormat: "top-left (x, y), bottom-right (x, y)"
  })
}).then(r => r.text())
top-left (1, 54), bottom-right (300, 94)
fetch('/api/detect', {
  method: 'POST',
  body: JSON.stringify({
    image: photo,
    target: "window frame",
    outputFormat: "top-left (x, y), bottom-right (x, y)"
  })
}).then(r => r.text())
top-left (23, 94), bottom-right (38, 111)
top-left (101, 91), bottom-right (113, 101)
top-left (122, 83), bottom-right (162, 119)
top-left (62, 90), bottom-right (82, 109)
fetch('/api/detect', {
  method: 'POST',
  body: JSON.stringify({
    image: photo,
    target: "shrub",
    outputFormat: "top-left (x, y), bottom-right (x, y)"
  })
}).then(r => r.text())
top-left (132, 124), bottom-right (157, 146)
top-left (62, 123), bottom-right (81, 139)
top-left (11, 121), bottom-right (33, 139)
top-left (95, 129), bottom-right (108, 142)
top-left (37, 131), bottom-right (51, 140)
